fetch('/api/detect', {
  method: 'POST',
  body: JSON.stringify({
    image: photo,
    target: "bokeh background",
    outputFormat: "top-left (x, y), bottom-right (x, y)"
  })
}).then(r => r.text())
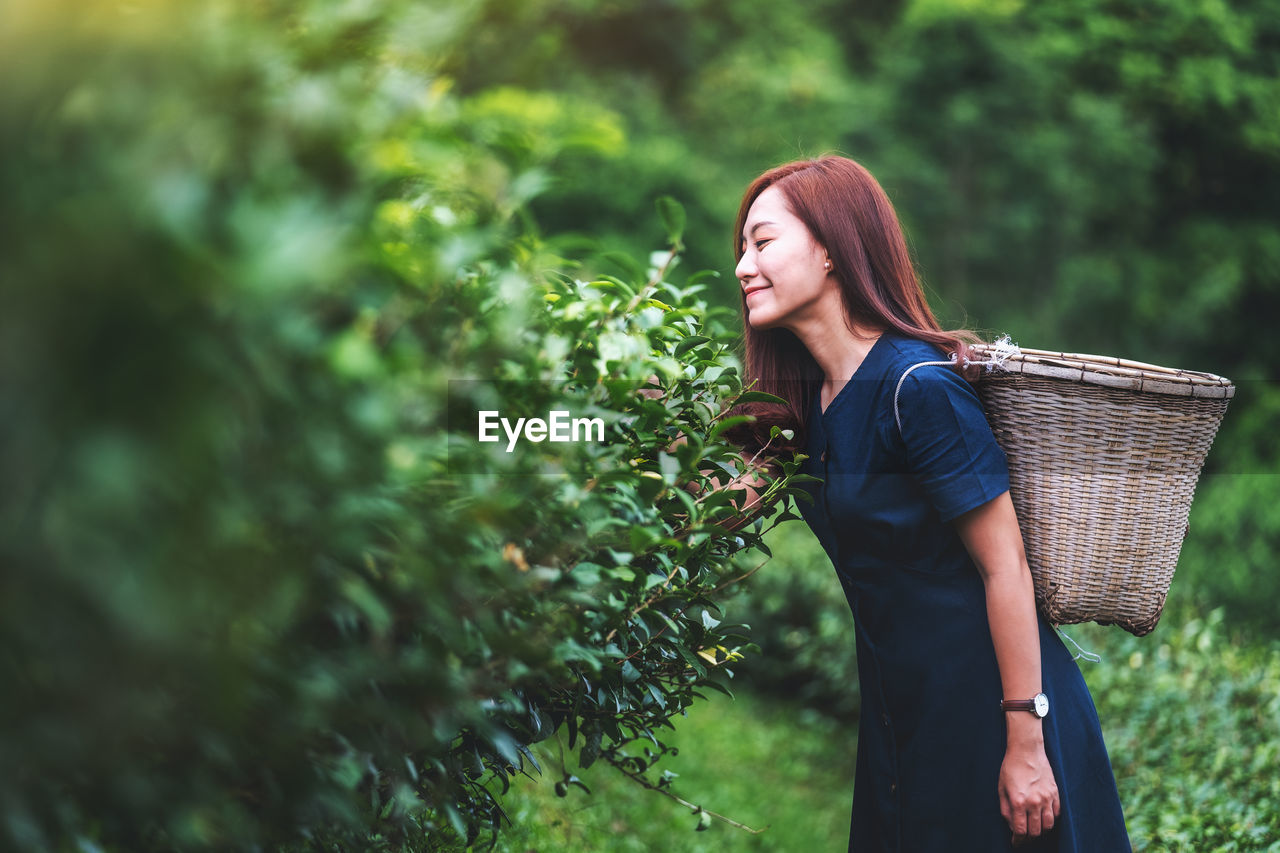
top-left (3, 0), bottom-right (1278, 850)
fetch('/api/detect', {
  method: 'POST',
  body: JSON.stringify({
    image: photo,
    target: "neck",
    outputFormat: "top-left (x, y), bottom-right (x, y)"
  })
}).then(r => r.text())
top-left (784, 293), bottom-right (884, 386)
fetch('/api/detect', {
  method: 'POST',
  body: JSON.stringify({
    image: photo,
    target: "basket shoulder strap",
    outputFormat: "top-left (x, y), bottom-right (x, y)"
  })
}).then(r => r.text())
top-left (893, 336), bottom-right (1022, 434)
top-left (892, 360), bottom-right (956, 434)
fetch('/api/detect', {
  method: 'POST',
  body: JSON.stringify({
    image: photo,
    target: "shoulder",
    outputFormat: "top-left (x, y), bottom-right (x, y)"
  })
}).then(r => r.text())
top-left (881, 337), bottom-right (986, 435)
top-left (878, 335), bottom-right (969, 395)
top-left (878, 334), bottom-right (951, 375)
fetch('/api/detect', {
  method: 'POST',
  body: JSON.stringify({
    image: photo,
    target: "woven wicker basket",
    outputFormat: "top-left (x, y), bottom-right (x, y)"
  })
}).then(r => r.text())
top-left (970, 345), bottom-right (1234, 637)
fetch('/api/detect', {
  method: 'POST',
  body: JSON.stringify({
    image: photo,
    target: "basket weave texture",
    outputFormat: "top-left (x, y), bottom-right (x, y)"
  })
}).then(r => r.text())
top-left (970, 345), bottom-right (1234, 637)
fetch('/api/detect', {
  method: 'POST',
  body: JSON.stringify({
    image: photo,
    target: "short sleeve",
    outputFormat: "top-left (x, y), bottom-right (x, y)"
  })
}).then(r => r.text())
top-left (893, 365), bottom-right (1010, 522)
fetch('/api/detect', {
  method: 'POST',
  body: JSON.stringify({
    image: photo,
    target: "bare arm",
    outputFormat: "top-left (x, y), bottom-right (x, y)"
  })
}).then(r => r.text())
top-left (953, 491), bottom-right (1061, 846)
top-left (637, 376), bottom-right (777, 531)
top-left (669, 433), bottom-right (777, 532)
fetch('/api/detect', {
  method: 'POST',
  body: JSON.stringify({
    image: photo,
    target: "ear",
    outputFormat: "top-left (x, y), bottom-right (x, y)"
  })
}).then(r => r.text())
top-left (811, 234), bottom-right (833, 272)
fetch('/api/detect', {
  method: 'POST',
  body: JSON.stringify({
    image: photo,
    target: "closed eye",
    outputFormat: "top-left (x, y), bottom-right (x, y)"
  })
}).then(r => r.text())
top-left (754, 239), bottom-right (772, 250)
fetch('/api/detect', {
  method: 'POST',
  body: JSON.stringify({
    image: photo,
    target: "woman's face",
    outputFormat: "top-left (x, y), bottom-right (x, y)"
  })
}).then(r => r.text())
top-left (735, 185), bottom-right (832, 331)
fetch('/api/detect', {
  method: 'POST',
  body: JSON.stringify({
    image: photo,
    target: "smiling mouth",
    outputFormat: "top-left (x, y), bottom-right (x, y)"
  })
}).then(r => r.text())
top-left (744, 286), bottom-right (771, 297)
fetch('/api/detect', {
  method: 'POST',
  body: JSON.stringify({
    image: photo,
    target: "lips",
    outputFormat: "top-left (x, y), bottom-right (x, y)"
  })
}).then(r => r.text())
top-left (744, 285), bottom-right (771, 297)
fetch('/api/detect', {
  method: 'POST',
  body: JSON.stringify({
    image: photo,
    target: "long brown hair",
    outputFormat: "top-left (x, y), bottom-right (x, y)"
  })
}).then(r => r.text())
top-left (725, 155), bottom-right (978, 455)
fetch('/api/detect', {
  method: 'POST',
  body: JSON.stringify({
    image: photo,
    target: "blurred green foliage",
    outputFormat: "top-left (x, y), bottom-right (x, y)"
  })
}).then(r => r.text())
top-left (2, 1), bottom-right (811, 848)
top-left (3, 0), bottom-right (1279, 849)
top-left (1071, 610), bottom-right (1280, 850)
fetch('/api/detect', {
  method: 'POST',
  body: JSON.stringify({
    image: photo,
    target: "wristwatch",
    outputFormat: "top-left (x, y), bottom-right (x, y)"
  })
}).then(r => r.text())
top-left (1001, 692), bottom-right (1049, 718)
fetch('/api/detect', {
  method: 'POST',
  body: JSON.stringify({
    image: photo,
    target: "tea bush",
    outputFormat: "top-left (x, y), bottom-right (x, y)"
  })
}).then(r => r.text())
top-left (1, 2), bottom-right (812, 849)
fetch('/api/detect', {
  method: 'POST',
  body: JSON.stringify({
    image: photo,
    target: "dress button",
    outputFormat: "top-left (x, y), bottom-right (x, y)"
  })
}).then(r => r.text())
top-left (890, 783), bottom-right (897, 794)
top-left (882, 713), bottom-right (890, 727)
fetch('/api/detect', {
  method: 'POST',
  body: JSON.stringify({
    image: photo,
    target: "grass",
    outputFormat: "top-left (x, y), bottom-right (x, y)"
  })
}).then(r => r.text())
top-left (491, 690), bottom-right (856, 852)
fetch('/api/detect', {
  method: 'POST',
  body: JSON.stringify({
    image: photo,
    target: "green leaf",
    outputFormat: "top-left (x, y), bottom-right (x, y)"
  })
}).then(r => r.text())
top-left (686, 269), bottom-right (721, 286)
top-left (708, 414), bottom-right (756, 442)
top-left (692, 596), bottom-right (723, 615)
top-left (673, 335), bottom-right (711, 357)
top-left (488, 731), bottom-right (521, 767)
top-left (629, 525), bottom-right (659, 553)
top-left (701, 679), bottom-right (734, 699)
top-left (676, 645), bottom-right (708, 678)
top-left (444, 801), bottom-right (467, 837)
top-left (656, 195), bottom-right (686, 244)
top-left (669, 483), bottom-right (698, 518)
top-left (658, 451), bottom-right (681, 481)
top-left (735, 390), bottom-right (790, 405)
top-left (620, 659), bottom-right (641, 682)
top-left (573, 564), bottom-right (602, 586)
top-left (517, 742), bottom-right (542, 774)
top-left (579, 725), bottom-right (603, 770)
top-left (603, 251), bottom-right (646, 281)
top-left (566, 710), bottom-right (579, 751)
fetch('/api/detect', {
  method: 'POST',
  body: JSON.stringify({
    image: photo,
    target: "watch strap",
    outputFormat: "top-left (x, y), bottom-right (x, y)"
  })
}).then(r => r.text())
top-left (1001, 693), bottom-right (1049, 718)
top-left (1000, 698), bottom-right (1036, 712)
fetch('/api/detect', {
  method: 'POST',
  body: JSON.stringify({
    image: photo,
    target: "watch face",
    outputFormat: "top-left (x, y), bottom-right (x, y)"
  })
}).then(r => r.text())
top-left (1034, 693), bottom-right (1049, 718)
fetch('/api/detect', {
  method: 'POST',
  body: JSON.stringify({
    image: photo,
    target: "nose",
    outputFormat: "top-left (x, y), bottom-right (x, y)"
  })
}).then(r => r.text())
top-left (736, 250), bottom-right (757, 287)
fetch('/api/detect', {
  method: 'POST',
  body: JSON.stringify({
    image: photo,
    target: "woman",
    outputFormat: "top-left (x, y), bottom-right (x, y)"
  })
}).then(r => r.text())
top-left (725, 156), bottom-right (1130, 851)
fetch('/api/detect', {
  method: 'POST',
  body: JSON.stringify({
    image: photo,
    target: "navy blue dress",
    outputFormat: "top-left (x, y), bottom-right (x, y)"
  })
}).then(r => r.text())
top-left (797, 333), bottom-right (1130, 852)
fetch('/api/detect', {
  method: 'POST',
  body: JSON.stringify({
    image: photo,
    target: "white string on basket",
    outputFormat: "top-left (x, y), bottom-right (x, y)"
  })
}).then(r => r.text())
top-left (973, 333), bottom-right (1021, 372)
top-left (1056, 627), bottom-right (1103, 664)
top-left (892, 334), bottom-right (1022, 432)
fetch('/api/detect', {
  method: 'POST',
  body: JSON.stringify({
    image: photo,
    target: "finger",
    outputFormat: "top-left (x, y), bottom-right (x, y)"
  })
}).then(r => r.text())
top-left (1027, 807), bottom-right (1042, 837)
top-left (1053, 789), bottom-right (1062, 817)
top-left (1010, 806), bottom-right (1028, 837)
top-left (1042, 803), bottom-right (1056, 832)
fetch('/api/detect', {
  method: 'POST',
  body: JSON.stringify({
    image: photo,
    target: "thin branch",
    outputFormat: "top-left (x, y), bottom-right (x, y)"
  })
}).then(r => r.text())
top-left (702, 376), bottom-right (764, 426)
top-left (711, 555), bottom-right (771, 594)
top-left (608, 760), bottom-right (768, 835)
top-left (626, 244), bottom-right (681, 314)
top-left (603, 561), bottom-right (683, 644)
top-left (690, 432), bottom-right (779, 509)
top-left (617, 600), bottom-right (696, 664)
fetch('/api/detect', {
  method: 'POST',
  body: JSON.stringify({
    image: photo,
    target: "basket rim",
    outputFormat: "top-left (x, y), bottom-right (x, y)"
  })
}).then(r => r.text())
top-left (970, 344), bottom-right (1236, 399)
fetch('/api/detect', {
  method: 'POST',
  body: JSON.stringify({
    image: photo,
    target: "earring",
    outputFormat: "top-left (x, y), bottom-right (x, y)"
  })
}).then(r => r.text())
top-left (823, 259), bottom-right (832, 271)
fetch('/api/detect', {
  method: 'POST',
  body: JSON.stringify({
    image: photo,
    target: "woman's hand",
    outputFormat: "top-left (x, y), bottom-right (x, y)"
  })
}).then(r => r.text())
top-left (637, 375), bottom-right (776, 530)
top-left (999, 731), bottom-right (1061, 845)
top-left (953, 493), bottom-right (1061, 845)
